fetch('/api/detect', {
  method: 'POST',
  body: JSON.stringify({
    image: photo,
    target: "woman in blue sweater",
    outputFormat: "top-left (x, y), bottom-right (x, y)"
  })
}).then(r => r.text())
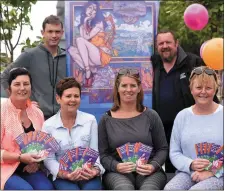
top-left (164, 66), bottom-right (223, 190)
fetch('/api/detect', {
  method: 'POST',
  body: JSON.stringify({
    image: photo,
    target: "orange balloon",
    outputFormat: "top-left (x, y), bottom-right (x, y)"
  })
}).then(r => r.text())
top-left (202, 38), bottom-right (224, 70)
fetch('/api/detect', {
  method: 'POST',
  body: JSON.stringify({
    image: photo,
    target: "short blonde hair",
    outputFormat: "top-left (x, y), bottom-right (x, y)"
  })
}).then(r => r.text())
top-left (189, 66), bottom-right (219, 91)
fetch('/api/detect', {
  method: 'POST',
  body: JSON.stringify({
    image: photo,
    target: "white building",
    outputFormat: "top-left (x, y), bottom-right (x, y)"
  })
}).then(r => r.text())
top-left (56, 1), bottom-right (66, 49)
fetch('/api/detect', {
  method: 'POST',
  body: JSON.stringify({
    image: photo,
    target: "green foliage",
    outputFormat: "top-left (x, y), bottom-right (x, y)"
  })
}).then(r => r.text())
top-left (20, 36), bottom-right (43, 52)
top-left (158, 0), bottom-right (224, 55)
top-left (0, 53), bottom-right (11, 72)
top-left (0, 0), bottom-right (37, 62)
top-left (0, 53), bottom-right (10, 64)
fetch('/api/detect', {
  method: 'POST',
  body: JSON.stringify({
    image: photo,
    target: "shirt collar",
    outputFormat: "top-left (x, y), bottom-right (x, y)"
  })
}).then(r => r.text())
top-left (7, 98), bottom-right (31, 112)
top-left (55, 110), bottom-right (84, 129)
top-left (159, 57), bottom-right (178, 72)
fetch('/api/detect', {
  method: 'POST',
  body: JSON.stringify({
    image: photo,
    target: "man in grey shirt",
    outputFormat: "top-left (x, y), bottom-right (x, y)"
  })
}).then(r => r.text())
top-left (1, 15), bottom-right (66, 119)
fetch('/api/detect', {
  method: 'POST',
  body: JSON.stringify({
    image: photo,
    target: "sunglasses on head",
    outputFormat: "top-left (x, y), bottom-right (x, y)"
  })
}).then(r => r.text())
top-left (190, 67), bottom-right (217, 80)
top-left (117, 68), bottom-right (140, 78)
top-left (9, 67), bottom-right (28, 73)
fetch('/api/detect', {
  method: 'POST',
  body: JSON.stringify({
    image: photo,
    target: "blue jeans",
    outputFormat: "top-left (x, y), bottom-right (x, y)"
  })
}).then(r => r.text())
top-left (4, 171), bottom-right (54, 190)
top-left (53, 176), bottom-right (102, 190)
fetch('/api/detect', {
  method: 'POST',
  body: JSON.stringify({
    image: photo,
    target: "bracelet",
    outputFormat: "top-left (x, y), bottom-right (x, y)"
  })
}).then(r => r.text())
top-left (57, 171), bottom-right (66, 179)
top-left (61, 172), bottom-right (67, 179)
top-left (93, 166), bottom-right (101, 176)
top-left (18, 154), bottom-right (21, 162)
top-left (189, 162), bottom-right (193, 171)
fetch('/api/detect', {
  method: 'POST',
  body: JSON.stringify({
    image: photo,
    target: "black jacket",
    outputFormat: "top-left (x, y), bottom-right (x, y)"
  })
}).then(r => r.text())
top-left (151, 46), bottom-right (205, 121)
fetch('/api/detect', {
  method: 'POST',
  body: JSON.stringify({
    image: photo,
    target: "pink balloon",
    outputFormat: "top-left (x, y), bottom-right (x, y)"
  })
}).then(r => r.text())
top-left (200, 41), bottom-right (208, 58)
top-left (184, 4), bottom-right (209, 31)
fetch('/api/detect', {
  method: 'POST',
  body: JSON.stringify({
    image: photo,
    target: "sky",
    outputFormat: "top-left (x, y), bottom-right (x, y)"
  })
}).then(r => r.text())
top-left (1, 1), bottom-right (57, 60)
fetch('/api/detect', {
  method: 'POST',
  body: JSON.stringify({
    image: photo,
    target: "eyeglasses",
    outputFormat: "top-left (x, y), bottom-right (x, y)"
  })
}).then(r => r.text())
top-left (9, 67), bottom-right (28, 73)
top-left (190, 67), bottom-right (217, 81)
top-left (117, 68), bottom-right (140, 78)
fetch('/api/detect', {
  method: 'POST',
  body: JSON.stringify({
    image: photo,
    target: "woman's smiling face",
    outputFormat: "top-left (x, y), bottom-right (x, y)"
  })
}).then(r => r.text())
top-left (56, 87), bottom-right (81, 113)
top-left (118, 76), bottom-right (141, 105)
top-left (9, 75), bottom-right (31, 102)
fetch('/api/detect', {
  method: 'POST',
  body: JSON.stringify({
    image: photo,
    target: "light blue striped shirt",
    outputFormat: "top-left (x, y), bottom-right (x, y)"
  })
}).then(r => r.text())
top-left (42, 110), bottom-right (105, 180)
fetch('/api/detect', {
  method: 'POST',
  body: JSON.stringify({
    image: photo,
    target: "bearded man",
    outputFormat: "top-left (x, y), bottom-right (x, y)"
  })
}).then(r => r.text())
top-left (151, 29), bottom-right (204, 173)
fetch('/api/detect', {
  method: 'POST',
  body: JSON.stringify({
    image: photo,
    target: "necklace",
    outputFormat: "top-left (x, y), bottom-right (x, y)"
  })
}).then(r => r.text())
top-left (20, 110), bottom-right (29, 126)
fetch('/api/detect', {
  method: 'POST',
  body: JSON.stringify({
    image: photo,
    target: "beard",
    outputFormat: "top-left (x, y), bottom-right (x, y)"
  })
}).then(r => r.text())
top-left (162, 55), bottom-right (175, 63)
top-left (159, 48), bottom-right (177, 63)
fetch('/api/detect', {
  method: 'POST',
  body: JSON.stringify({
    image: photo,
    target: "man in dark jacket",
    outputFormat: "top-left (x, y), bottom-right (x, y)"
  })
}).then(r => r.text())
top-left (151, 29), bottom-right (205, 173)
top-left (1, 15), bottom-right (66, 120)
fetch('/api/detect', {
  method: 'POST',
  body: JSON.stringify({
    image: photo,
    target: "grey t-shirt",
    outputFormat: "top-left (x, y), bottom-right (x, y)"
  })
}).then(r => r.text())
top-left (98, 108), bottom-right (168, 172)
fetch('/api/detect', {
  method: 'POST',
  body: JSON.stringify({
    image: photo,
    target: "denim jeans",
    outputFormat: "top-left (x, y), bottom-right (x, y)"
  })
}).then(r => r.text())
top-left (4, 170), bottom-right (54, 190)
top-left (53, 176), bottom-right (102, 190)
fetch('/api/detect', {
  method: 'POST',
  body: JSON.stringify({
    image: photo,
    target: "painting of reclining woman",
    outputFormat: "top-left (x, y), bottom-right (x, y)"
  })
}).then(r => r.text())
top-left (68, 1), bottom-right (116, 88)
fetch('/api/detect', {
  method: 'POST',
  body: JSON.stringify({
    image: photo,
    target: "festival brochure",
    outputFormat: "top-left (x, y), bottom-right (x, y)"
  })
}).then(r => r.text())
top-left (211, 157), bottom-right (224, 177)
top-left (136, 142), bottom-right (153, 165)
top-left (116, 143), bottom-right (129, 162)
top-left (127, 143), bottom-right (137, 163)
top-left (194, 142), bottom-right (224, 173)
top-left (116, 142), bottom-right (153, 166)
top-left (82, 147), bottom-right (99, 168)
top-left (15, 131), bottom-right (60, 161)
top-left (59, 147), bottom-right (99, 173)
top-left (215, 145), bottom-right (224, 160)
top-left (65, 147), bottom-right (86, 172)
top-left (59, 150), bottom-right (71, 173)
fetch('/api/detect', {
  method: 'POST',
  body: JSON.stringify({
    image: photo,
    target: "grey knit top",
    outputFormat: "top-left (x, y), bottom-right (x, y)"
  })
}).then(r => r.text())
top-left (98, 108), bottom-right (168, 172)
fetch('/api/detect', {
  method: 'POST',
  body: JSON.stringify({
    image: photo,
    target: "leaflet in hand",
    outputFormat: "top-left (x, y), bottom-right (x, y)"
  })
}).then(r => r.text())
top-left (59, 147), bottom-right (99, 173)
top-left (195, 142), bottom-right (223, 161)
top-left (15, 131), bottom-right (60, 161)
top-left (116, 142), bottom-right (153, 165)
top-left (195, 142), bottom-right (224, 176)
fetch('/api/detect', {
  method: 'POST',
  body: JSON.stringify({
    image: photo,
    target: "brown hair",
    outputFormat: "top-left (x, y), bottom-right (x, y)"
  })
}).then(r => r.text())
top-left (56, 77), bottom-right (81, 97)
top-left (156, 29), bottom-right (178, 43)
top-left (8, 67), bottom-right (32, 87)
top-left (111, 73), bottom-right (144, 112)
top-left (189, 66), bottom-right (219, 91)
top-left (42, 15), bottom-right (63, 30)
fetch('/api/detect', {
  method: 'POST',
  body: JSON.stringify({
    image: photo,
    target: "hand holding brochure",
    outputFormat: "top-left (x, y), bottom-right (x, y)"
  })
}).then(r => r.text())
top-left (195, 142), bottom-right (224, 177)
top-left (59, 147), bottom-right (99, 173)
top-left (15, 131), bottom-right (60, 162)
top-left (116, 142), bottom-right (153, 165)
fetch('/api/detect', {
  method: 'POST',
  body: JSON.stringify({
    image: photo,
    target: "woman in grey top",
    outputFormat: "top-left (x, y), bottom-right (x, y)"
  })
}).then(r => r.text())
top-left (98, 68), bottom-right (168, 190)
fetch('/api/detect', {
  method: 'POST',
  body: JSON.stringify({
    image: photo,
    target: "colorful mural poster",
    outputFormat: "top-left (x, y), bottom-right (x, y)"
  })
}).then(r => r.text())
top-left (65, 1), bottom-right (160, 121)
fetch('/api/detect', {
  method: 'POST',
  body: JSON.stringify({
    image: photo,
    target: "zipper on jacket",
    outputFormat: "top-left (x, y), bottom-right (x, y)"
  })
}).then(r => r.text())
top-left (47, 53), bottom-right (59, 116)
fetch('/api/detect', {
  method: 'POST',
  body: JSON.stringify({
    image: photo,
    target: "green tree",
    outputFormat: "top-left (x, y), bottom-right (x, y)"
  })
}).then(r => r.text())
top-left (20, 36), bottom-right (43, 52)
top-left (0, 53), bottom-right (10, 72)
top-left (158, 0), bottom-right (224, 55)
top-left (158, 0), bottom-right (224, 103)
top-left (0, 0), bottom-right (37, 62)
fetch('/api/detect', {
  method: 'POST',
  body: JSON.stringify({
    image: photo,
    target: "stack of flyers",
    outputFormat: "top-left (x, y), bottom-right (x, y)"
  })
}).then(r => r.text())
top-left (195, 142), bottom-right (224, 177)
top-left (116, 142), bottom-right (153, 165)
top-left (59, 147), bottom-right (99, 173)
top-left (15, 131), bottom-right (60, 162)
top-left (211, 158), bottom-right (224, 178)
